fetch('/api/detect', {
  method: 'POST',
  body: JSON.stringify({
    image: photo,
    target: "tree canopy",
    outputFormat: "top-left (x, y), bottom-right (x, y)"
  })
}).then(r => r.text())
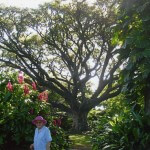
top-left (0, 0), bottom-right (122, 131)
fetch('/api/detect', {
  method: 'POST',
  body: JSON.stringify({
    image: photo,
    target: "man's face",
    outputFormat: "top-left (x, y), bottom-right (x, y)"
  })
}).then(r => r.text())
top-left (35, 121), bottom-right (44, 129)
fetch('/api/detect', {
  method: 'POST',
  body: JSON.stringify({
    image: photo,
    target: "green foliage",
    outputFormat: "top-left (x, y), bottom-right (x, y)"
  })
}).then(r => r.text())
top-left (0, 72), bottom-right (69, 149)
top-left (90, 95), bottom-right (150, 150)
top-left (117, 0), bottom-right (150, 99)
top-left (90, 1), bottom-right (150, 149)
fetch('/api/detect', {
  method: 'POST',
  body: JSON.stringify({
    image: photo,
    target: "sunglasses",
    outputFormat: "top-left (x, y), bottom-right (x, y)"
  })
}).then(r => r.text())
top-left (36, 121), bottom-right (43, 124)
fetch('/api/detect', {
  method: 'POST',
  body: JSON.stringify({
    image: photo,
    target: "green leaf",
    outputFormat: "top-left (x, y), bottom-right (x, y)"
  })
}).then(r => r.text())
top-left (142, 49), bottom-right (150, 57)
top-left (0, 136), bottom-right (4, 144)
top-left (132, 128), bottom-right (140, 140)
top-left (4, 92), bottom-right (12, 101)
top-left (142, 15), bottom-right (150, 22)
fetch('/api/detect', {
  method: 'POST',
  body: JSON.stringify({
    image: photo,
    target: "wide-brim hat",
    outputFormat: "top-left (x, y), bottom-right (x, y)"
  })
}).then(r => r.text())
top-left (32, 116), bottom-right (47, 125)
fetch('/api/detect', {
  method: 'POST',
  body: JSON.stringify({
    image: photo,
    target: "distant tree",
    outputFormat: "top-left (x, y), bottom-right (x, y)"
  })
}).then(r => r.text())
top-left (0, 0), bottom-right (122, 132)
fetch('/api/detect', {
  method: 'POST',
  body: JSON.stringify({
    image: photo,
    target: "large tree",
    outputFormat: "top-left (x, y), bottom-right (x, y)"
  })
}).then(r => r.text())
top-left (0, 0), bottom-right (122, 131)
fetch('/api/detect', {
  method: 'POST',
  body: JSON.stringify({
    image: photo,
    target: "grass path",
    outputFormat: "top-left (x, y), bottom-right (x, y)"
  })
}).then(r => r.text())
top-left (69, 133), bottom-right (92, 150)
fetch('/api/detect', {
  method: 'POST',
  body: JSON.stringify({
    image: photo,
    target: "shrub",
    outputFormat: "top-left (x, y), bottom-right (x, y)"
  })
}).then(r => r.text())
top-left (0, 72), bottom-right (69, 150)
top-left (90, 96), bottom-right (150, 150)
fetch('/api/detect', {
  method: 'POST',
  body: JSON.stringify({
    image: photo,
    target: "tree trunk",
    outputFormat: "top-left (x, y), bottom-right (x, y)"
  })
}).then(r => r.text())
top-left (144, 85), bottom-right (150, 115)
top-left (71, 111), bottom-right (89, 133)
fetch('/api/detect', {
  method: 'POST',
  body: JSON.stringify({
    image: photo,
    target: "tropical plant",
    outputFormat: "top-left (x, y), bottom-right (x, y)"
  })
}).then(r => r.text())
top-left (116, 0), bottom-right (150, 114)
top-left (91, 95), bottom-right (150, 150)
top-left (90, 0), bottom-right (150, 149)
top-left (0, 72), bottom-right (69, 149)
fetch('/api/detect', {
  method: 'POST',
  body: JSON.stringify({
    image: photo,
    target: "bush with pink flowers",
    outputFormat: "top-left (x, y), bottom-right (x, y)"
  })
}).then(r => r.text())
top-left (0, 72), bottom-right (69, 149)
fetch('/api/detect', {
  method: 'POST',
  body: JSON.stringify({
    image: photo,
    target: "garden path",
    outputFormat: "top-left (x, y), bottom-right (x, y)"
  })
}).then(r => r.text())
top-left (69, 133), bottom-right (92, 150)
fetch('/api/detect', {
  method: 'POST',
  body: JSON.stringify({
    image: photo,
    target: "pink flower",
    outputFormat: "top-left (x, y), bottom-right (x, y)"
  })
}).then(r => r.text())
top-left (53, 120), bottom-right (57, 126)
top-left (24, 84), bottom-right (29, 95)
top-left (32, 82), bottom-right (37, 90)
top-left (53, 119), bottom-right (61, 126)
top-left (57, 119), bottom-right (62, 126)
top-left (38, 93), bottom-right (44, 100)
top-left (38, 91), bottom-right (48, 102)
top-left (6, 81), bottom-right (13, 92)
top-left (43, 91), bottom-right (48, 101)
top-left (18, 71), bottom-right (24, 84)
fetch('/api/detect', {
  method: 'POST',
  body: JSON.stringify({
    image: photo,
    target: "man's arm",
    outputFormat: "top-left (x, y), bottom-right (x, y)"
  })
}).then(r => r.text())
top-left (30, 143), bottom-right (34, 150)
top-left (46, 142), bottom-right (51, 150)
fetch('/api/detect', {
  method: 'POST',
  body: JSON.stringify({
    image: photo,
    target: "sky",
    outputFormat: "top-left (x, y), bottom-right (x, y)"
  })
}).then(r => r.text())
top-left (0, 0), bottom-right (95, 8)
top-left (0, 0), bottom-right (52, 8)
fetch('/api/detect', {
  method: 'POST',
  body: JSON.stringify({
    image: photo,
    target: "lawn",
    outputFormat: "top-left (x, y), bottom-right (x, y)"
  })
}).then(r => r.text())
top-left (69, 133), bottom-right (92, 150)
